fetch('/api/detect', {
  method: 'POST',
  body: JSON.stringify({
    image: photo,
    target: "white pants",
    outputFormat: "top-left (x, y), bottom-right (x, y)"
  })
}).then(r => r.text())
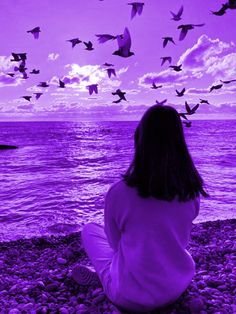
top-left (81, 222), bottom-right (162, 313)
top-left (81, 222), bottom-right (113, 282)
top-left (81, 223), bottom-right (125, 308)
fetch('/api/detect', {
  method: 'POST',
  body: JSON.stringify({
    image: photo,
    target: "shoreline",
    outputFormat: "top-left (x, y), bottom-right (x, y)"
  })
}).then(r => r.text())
top-left (1, 216), bottom-right (235, 244)
top-left (0, 219), bottom-right (235, 313)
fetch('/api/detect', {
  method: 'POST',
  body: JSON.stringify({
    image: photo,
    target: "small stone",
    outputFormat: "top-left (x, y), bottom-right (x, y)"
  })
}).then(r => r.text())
top-left (57, 257), bottom-right (67, 265)
top-left (91, 287), bottom-right (103, 298)
top-left (9, 310), bottom-right (21, 314)
top-left (76, 304), bottom-right (88, 312)
top-left (217, 285), bottom-right (227, 291)
top-left (9, 284), bottom-right (19, 293)
top-left (63, 247), bottom-right (74, 259)
top-left (20, 303), bottom-right (34, 311)
top-left (0, 290), bottom-right (7, 296)
top-left (93, 294), bottom-right (106, 304)
top-left (188, 298), bottom-right (205, 312)
top-left (22, 287), bottom-right (29, 294)
top-left (206, 279), bottom-right (224, 288)
top-left (59, 307), bottom-right (69, 314)
top-left (37, 306), bottom-right (48, 314)
top-left (197, 280), bottom-right (206, 289)
top-left (45, 282), bottom-right (59, 292)
top-left (41, 292), bottom-right (48, 302)
top-left (37, 280), bottom-right (45, 289)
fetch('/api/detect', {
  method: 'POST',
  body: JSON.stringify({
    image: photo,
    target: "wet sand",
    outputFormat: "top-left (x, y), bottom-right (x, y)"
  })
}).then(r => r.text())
top-left (0, 219), bottom-right (235, 314)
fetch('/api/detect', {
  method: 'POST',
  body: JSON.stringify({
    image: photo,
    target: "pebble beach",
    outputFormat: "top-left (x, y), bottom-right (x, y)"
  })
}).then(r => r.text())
top-left (0, 219), bottom-right (235, 314)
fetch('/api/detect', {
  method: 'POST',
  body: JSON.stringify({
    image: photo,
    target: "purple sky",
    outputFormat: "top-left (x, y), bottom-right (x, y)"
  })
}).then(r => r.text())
top-left (0, 0), bottom-right (236, 121)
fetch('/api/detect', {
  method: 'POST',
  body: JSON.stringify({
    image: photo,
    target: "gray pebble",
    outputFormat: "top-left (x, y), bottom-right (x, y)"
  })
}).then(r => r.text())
top-left (59, 307), bottom-right (69, 314)
top-left (45, 282), bottom-right (59, 292)
top-left (57, 257), bottom-right (67, 265)
top-left (9, 310), bottom-right (21, 314)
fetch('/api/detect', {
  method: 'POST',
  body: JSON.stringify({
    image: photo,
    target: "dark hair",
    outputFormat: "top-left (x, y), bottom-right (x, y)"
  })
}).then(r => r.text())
top-left (121, 105), bottom-right (209, 202)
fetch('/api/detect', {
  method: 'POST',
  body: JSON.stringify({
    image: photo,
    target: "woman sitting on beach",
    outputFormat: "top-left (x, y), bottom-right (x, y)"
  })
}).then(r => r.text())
top-left (71, 105), bottom-right (209, 313)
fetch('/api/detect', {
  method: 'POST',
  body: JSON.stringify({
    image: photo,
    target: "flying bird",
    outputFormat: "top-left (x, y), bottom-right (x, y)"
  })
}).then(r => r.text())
top-left (67, 38), bottom-right (82, 48)
top-left (183, 121), bottom-right (192, 128)
top-left (179, 112), bottom-right (189, 120)
top-left (112, 89), bottom-right (127, 102)
top-left (151, 82), bottom-right (162, 89)
top-left (211, 4), bottom-right (228, 16)
top-left (17, 53), bottom-right (27, 61)
top-left (227, 0), bottom-right (236, 9)
top-left (7, 73), bottom-right (15, 77)
top-left (38, 82), bottom-right (49, 88)
top-left (106, 68), bottom-right (116, 78)
top-left (30, 69), bottom-right (40, 74)
top-left (178, 24), bottom-right (205, 41)
top-left (199, 99), bottom-right (210, 104)
top-left (14, 62), bottom-right (27, 73)
top-left (169, 64), bottom-right (182, 72)
top-left (160, 56), bottom-right (172, 66)
top-left (87, 84), bottom-right (98, 95)
top-left (95, 34), bottom-right (117, 43)
top-left (155, 99), bottom-right (167, 105)
top-left (11, 53), bottom-right (27, 62)
top-left (170, 5), bottom-right (184, 21)
top-left (59, 80), bottom-right (65, 88)
top-left (128, 2), bottom-right (145, 19)
top-left (27, 27), bottom-right (41, 39)
top-left (162, 37), bottom-right (176, 48)
top-left (34, 93), bottom-right (43, 100)
top-left (21, 96), bottom-right (32, 102)
top-left (84, 41), bottom-right (94, 50)
top-left (209, 84), bottom-right (223, 92)
top-left (22, 72), bottom-right (29, 79)
top-left (103, 62), bottom-right (114, 67)
top-left (10, 53), bottom-right (21, 62)
top-left (176, 88), bottom-right (185, 97)
top-left (185, 102), bottom-right (199, 115)
top-left (220, 79), bottom-right (236, 84)
top-left (113, 27), bottom-right (134, 58)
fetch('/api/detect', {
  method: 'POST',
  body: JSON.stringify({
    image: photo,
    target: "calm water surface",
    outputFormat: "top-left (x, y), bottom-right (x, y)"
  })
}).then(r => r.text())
top-left (0, 120), bottom-right (235, 242)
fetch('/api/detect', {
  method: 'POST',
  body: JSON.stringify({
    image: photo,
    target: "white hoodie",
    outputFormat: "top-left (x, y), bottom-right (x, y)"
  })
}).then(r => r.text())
top-left (104, 179), bottom-right (200, 312)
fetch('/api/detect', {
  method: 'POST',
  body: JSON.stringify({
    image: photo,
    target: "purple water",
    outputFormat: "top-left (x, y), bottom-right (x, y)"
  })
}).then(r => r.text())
top-left (0, 120), bottom-right (235, 242)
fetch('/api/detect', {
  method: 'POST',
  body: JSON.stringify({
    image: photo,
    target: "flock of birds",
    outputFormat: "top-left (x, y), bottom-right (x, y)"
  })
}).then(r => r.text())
top-left (5, 0), bottom-right (236, 127)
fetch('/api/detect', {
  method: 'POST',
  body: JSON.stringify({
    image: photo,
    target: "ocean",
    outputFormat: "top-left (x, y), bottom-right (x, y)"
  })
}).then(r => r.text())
top-left (0, 120), bottom-right (235, 242)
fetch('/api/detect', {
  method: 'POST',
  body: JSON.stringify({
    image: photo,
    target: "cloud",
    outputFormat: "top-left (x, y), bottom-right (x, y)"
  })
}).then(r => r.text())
top-left (60, 63), bottom-right (125, 92)
top-left (179, 34), bottom-right (235, 79)
top-left (0, 56), bottom-right (12, 71)
top-left (26, 85), bottom-right (44, 92)
top-left (179, 34), bottom-right (233, 68)
top-left (205, 53), bottom-right (236, 78)
top-left (138, 35), bottom-right (236, 89)
top-left (124, 104), bottom-right (150, 113)
top-left (186, 88), bottom-right (209, 95)
top-left (48, 53), bottom-right (59, 61)
top-left (17, 103), bottom-right (34, 110)
top-left (0, 73), bottom-right (23, 87)
top-left (0, 55), bottom-right (25, 87)
top-left (138, 70), bottom-right (187, 88)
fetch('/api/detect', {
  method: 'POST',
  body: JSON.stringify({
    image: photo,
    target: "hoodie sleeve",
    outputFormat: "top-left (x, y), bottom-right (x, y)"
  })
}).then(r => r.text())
top-left (104, 188), bottom-right (121, 251)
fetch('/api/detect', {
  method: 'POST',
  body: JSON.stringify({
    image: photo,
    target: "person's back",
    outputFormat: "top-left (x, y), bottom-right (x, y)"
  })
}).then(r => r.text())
top-left (72, 105), bottom-right (209, 313)
top-left (104, 179), bottom-right (200, 312)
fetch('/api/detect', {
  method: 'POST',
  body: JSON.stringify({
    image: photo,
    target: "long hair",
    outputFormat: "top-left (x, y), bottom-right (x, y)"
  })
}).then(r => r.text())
top-left (122, 105), bottom-right (209, 201)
